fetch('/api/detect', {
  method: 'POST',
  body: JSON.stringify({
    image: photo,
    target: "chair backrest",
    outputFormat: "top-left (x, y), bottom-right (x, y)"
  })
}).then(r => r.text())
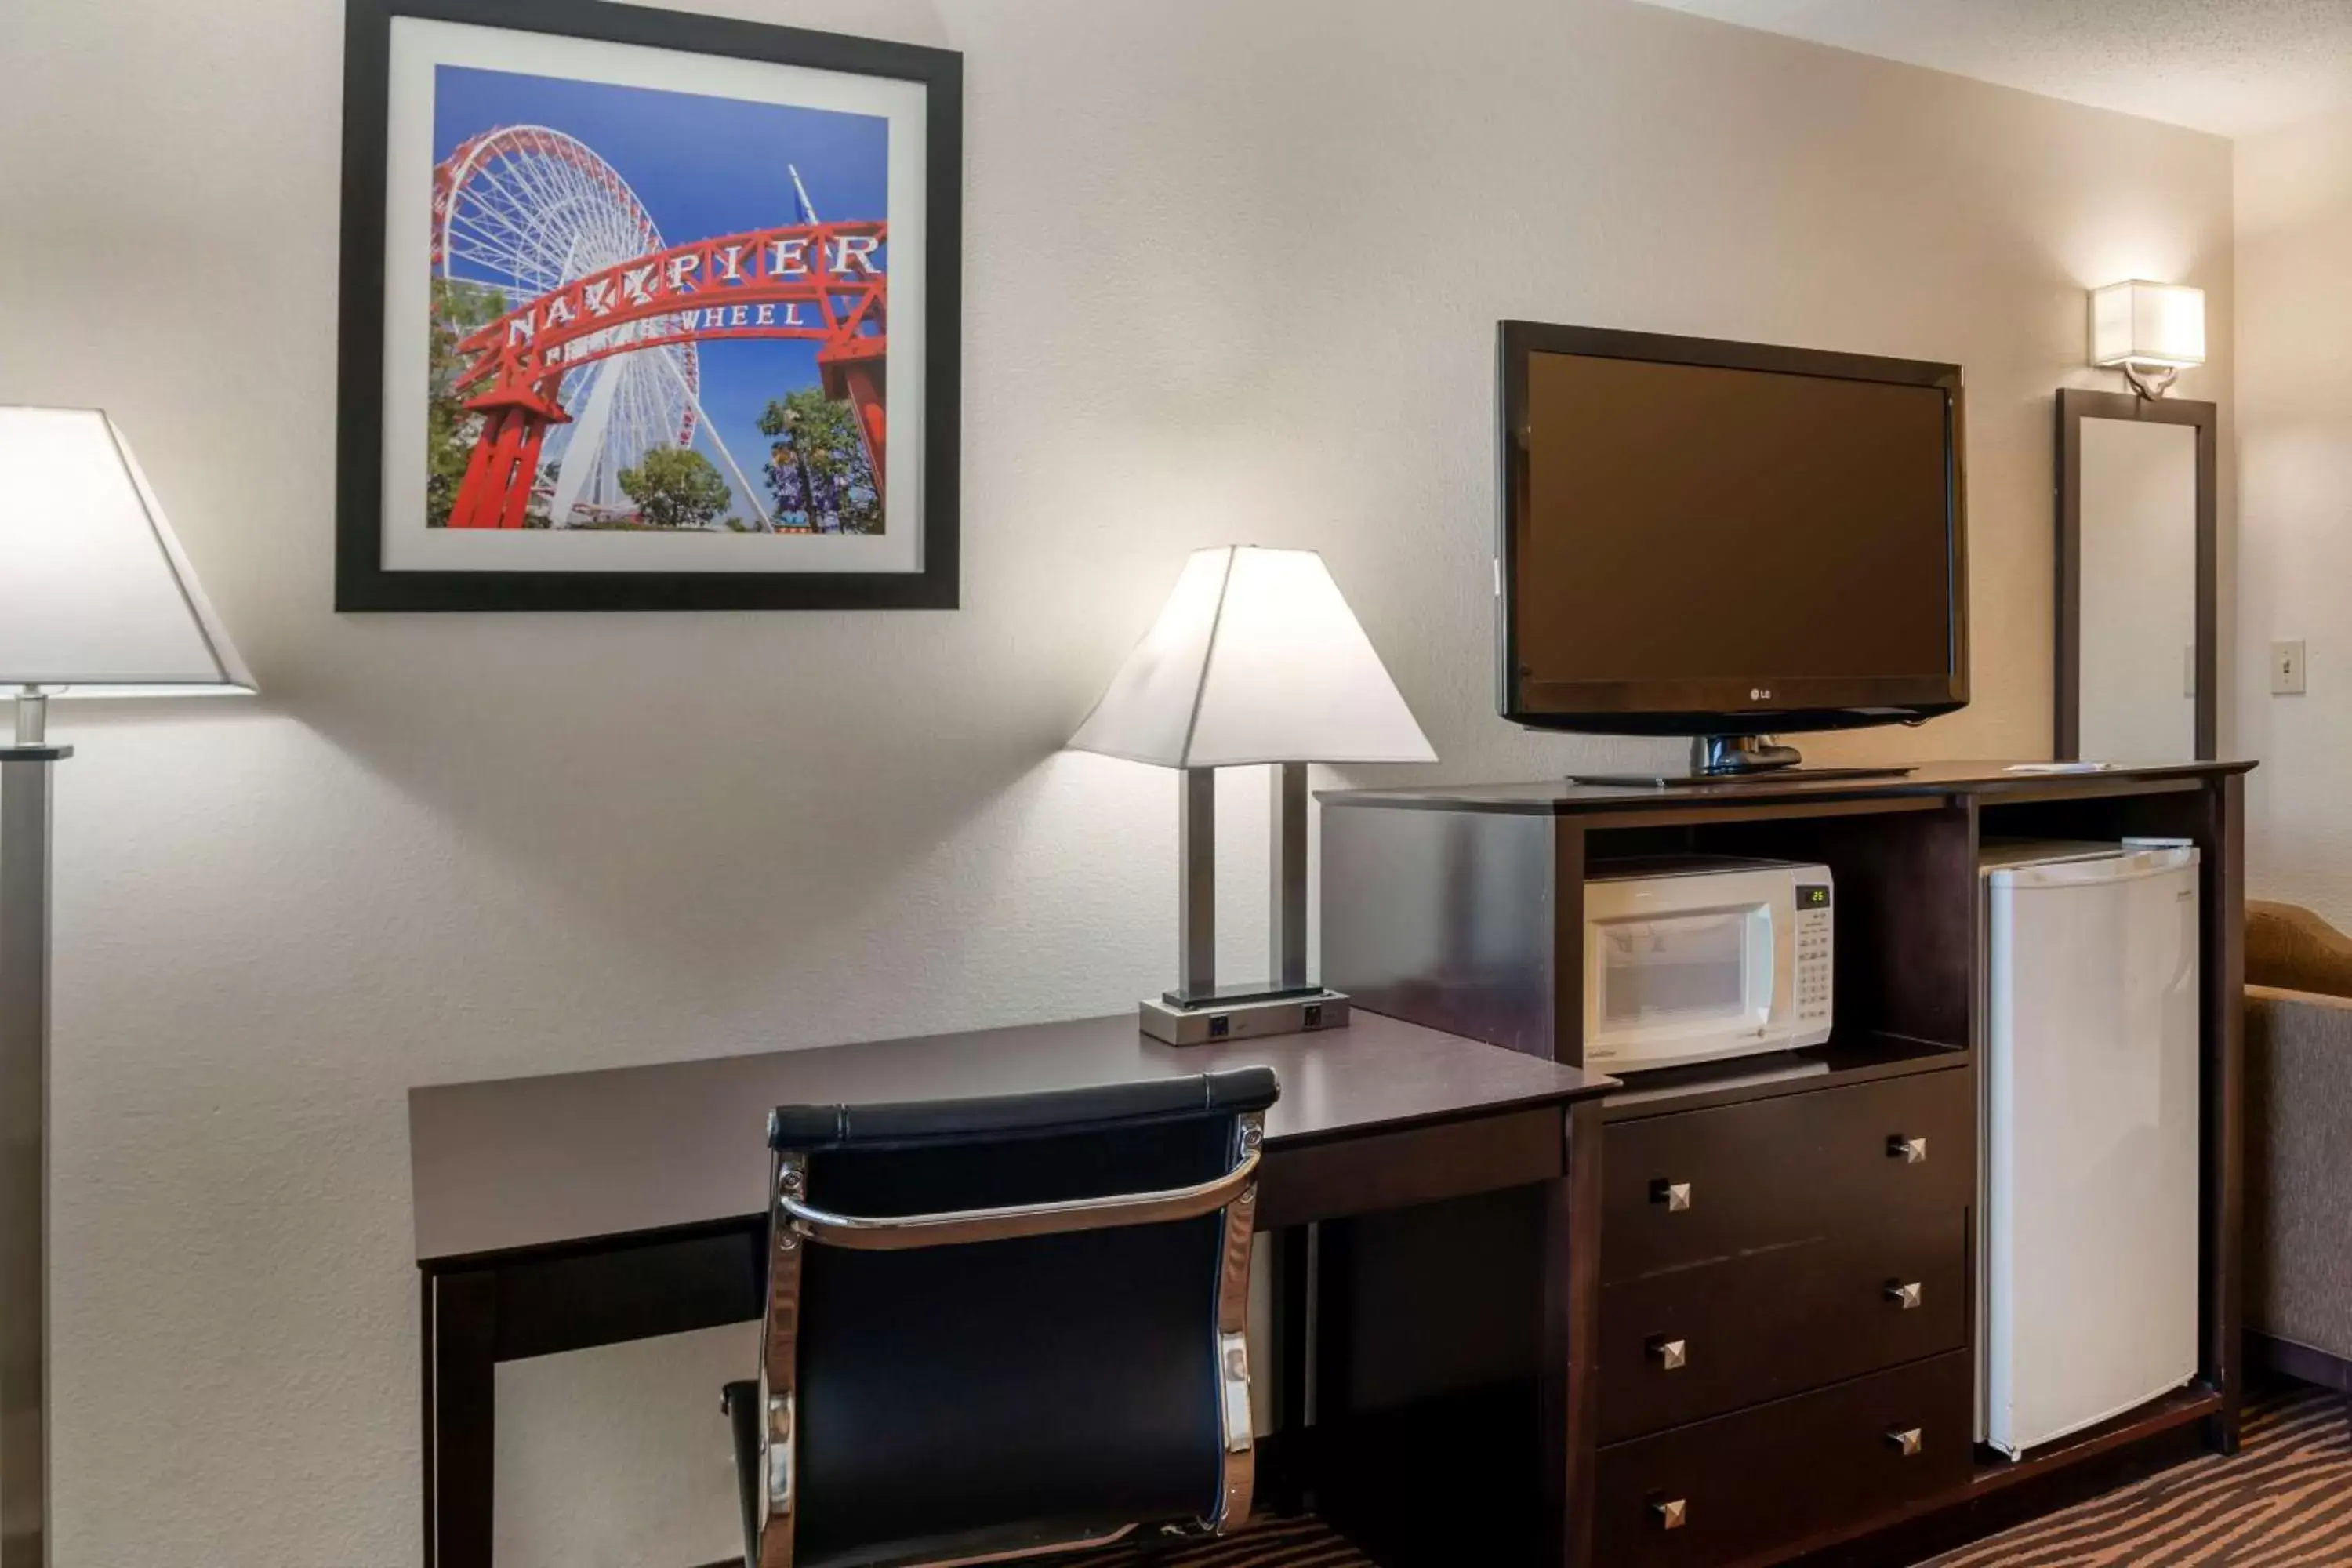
top-left (2248, 899), bottom-right (2352, 999)
top-left (744, 1066), bottom-right (1279, 1568)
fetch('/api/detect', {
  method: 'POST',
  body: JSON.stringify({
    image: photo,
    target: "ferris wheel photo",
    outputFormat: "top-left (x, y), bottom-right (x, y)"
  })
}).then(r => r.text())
top-left (419, 61), bottom-right (892, 537)
top-left (339, 0), bottom-right (960, 612)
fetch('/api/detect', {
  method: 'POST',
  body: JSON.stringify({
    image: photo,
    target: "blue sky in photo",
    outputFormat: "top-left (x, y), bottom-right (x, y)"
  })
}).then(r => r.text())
top-left (433, 64), bottom-right (888, 521)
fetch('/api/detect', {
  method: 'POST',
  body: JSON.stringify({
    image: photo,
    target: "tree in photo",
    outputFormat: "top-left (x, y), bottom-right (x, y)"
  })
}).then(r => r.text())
top-left (618, 446), bottom-right (735, 530)
top-left (425, 278), bottom-right (508, 529)
top-left (758, 389), bottom-right (881, 534)
top-left (523, 459), bottom-right (561, 530)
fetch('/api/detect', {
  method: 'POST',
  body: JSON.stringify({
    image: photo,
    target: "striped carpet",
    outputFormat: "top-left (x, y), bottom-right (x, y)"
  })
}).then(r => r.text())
top-left (1089, 1515), bottom-right (1374, 1566)
top-left (1096, 1391), bottom-right (2350, 1566)
top-left (1922, 1385), bottom-right (2352, 1566)
top-left (726, 1388), bottom-right (2343, 1568)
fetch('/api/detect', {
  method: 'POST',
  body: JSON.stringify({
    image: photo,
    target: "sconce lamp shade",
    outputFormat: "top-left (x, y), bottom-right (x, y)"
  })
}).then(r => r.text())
top-left (1069, 546), bottom-right (1436, 769)
top-left (0, 406), bottom-right (253, 695)
top-left (2089, 281), bottom-right (2206, 371)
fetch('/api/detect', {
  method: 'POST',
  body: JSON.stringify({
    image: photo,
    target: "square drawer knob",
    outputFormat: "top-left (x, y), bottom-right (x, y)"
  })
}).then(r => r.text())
top-left (1651, 1179), bottom-right (1693, 1212)
top-left (1648, 1336), bottom-right (1688, 1370)
top-left (1653, 1497), bottom-right (1689, 1530)
top-left (1886, 1427), bottom-right (1923, 1457)
top-left (1885, 1280), bottom-right (1924, 1310)
top-left (1889, 1135), bottom-right (1929, 1164)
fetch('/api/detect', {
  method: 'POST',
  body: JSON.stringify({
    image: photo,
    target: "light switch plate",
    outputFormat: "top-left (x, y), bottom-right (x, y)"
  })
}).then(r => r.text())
top-left (2272, 641), bottom-right (2308, 696)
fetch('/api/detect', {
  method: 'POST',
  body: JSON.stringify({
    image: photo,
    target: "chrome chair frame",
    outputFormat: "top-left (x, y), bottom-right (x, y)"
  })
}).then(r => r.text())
top-left (750, 1109), bottom-right (1266, 1568)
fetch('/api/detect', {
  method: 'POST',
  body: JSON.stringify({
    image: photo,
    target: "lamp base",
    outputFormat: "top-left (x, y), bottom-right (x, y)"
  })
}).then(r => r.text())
top-left (1139, 987), bottom-right (1351, 1047)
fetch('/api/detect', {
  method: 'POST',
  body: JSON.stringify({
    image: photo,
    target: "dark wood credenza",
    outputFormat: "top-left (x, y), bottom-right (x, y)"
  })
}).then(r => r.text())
top-left (1317, 760), bottom-right (2250, 1568)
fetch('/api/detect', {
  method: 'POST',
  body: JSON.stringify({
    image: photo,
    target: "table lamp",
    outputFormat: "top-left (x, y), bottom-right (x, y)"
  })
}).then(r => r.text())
top-left (1069, 546), bottom-right (1435, 1044)
top-left (0, 406), bottom-right (253, 1566)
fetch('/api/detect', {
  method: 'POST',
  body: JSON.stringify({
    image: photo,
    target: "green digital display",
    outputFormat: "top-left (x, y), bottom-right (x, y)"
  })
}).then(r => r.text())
top-left (1798, 884), bottom-right (1831, 908)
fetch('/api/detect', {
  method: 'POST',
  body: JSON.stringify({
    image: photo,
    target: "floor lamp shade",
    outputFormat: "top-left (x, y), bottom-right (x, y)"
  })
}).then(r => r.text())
top-left (0, 407), bottom-right (253, 695)
top-left (1069, 546), bottom-right (1435, 768)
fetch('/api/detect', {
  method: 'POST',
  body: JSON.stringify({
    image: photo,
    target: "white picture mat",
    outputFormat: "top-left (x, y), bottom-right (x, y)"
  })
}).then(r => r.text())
top-left (380, 15), bottom-right (927, 574)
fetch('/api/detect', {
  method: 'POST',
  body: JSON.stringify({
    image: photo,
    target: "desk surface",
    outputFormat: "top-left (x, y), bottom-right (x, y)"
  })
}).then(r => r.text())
top-left (409, 1011), bottom-right (1613, 1265)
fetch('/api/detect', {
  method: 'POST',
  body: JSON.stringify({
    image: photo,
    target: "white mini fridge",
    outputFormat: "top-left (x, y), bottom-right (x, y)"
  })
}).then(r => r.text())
top-left (1978, 840), bottom-right (2201, 1457)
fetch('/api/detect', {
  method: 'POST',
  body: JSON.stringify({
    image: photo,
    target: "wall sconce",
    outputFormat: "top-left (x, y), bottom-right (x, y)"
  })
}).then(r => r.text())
top-left (2089, 280), bottom-right (2205, 399)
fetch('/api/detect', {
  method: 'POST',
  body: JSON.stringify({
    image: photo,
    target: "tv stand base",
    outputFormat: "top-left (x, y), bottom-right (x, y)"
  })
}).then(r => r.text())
top-left (1569, 734), bottom-right (1916, 789)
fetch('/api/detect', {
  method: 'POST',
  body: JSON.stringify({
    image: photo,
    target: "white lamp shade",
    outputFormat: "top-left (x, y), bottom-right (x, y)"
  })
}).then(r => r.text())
top-left (0, 407), bottom-right (252, 695)
top-left (2089, 281), bottom-right (2206, 370)
top-left (1069, 546), bottom-right (1436, 768)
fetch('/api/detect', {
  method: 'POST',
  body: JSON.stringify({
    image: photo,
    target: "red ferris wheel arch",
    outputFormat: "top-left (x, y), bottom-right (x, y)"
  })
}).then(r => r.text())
top-left (445, 219), bottom-right (887, 532)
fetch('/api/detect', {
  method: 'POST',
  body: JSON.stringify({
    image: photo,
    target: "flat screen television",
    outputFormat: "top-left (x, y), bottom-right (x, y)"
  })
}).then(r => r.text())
top-left (1497, 321), bottom-right (1967, 771)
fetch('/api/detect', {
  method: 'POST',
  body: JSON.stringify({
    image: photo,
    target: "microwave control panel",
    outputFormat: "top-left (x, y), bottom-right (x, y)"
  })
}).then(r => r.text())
top-left (1795, 882), bottom-right (1834, 1039)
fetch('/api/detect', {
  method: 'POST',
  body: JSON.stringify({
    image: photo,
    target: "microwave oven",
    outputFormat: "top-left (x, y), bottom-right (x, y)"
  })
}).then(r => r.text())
top-left (1583, 857), bottom-right (1834, 1072)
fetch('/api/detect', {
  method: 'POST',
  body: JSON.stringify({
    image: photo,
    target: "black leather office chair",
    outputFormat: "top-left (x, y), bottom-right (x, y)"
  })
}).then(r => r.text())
top-left (725, 1067), bottom-right (1279, 1568)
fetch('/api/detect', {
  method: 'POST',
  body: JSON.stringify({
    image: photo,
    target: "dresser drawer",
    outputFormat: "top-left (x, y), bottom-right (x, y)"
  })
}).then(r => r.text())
top-left (1602, 1068), bottom-right (1972, 1284)
top-left (1595, 1348), bottom-right (1972, 1568)
top-left (1598, 1206), bottom-right (1968, 1442)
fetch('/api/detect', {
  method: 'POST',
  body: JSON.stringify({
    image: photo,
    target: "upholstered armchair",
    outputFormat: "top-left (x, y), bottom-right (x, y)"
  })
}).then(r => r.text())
top-left (2245, 900), bottom-right (2352, 1389)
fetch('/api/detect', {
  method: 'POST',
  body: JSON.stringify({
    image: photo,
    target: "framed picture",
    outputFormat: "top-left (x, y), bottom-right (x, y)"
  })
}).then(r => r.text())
top-left (336, 0), bottom-right (961, 611)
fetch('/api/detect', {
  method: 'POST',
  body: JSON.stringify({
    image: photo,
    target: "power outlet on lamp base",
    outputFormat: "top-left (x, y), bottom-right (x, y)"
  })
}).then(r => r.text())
top-left (2271, 641), bottom-right (2307, 696)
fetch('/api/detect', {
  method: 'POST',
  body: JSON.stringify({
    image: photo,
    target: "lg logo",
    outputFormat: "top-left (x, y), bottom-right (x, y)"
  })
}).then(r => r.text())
top-left (1751, 688), bottom-right (1773, 702)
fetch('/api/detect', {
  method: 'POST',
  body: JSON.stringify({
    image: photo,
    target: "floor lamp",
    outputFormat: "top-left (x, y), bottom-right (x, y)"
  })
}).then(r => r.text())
top-left (0, 408), bottom-right (254, 1567)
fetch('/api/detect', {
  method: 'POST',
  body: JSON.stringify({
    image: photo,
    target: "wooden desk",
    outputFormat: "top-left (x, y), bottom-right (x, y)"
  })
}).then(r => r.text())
top-left (409, 1011), bottom-right (1617, 1568)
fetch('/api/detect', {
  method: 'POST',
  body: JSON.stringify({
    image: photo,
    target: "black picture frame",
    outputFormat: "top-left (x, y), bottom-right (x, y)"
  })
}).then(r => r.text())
top-left (335, 0), bottom-right (962, 612)
top-left (2053, 388), bottom-right (2219, 760)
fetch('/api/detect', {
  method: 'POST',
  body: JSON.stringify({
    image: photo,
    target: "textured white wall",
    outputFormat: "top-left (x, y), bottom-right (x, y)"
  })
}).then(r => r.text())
top-left (2237, 111), bottom-right (2352, 928)
top-left (0, 0), bottom-right (2230, 1563)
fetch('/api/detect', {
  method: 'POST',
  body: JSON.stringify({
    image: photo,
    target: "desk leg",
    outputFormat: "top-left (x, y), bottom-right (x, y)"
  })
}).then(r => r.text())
top-left (418, 1225), bottom-right (764, 1567)
top-left (1544, 1102), bottom-right (1602, 1568)
top-left (425, 1268), bottom-right (498, 1568)
top-left (1253, 1225), bottom-right (1316, 1515)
